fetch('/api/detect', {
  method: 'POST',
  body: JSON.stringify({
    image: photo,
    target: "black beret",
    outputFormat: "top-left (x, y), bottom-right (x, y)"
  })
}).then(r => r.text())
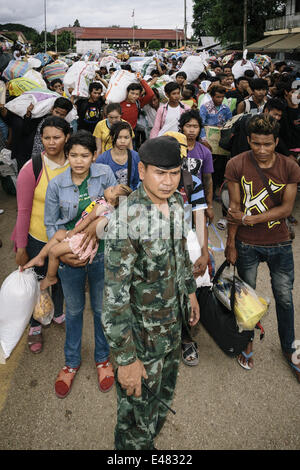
top-left (139, 136), bottom-right (181, 170)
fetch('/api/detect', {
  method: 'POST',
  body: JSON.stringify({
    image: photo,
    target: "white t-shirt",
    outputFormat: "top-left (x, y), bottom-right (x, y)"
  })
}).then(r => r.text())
top-left (158, 105), bottom-right (181, 136)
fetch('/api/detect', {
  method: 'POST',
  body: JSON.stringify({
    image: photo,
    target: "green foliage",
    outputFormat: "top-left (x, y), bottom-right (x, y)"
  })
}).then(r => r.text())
top-left (32, 30), bottom-right (74, 53)
top-left (148, 39), bottom-right (161, 50)
top-left (73, 19), bottom-right (80, 27)
top-left (192, 0), bottom-right (287, 45)
top-left (0, 23), bottom-right (39, 43)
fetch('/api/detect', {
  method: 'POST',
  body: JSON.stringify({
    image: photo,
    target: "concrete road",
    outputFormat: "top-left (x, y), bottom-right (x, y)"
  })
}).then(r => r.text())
top-left (0, 185), bottom-right (299, 450)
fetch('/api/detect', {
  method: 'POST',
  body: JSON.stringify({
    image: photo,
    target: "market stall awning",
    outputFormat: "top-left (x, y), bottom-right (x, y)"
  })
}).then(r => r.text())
top-left (247, 34), bottom-right (289, 51)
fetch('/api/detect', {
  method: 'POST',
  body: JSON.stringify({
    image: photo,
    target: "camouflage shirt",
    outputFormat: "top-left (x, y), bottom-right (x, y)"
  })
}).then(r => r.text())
top-left (102, 183), bottom-right (197, 366)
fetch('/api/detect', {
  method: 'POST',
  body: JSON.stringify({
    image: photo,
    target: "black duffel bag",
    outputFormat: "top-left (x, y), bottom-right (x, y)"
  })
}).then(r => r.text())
top-left (196, 261), bottom-right (255, 357)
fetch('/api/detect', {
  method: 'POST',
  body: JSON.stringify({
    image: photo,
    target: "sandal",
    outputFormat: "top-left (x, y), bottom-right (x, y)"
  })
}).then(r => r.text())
top-left (28, 326), bottom-right (43, 354)
top-left (237, 351), bottom-right (253, 370)
top-left (96, 360), bottom-right (115, 393)
top-left (182, 342), bottom-right (199, 366)
top-left (55, 365), bottom-right (80, 398)
top-left (216, 218), bottom-right (227, 231)
top-left (283, 352), bottom-right (300, 384)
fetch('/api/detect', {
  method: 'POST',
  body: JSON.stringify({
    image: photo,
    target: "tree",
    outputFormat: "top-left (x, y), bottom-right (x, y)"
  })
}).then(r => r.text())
top-left (73, 19), bottom-right (80, 27)
top-left (148, 40), bottom-right (161, 50)
top-left (192, 0), bottom-right (287, 45)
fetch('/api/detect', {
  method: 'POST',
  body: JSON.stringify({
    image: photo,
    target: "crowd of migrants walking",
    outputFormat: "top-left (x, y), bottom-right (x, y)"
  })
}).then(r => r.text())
top-left (0, 41), bottom-right (299, 450)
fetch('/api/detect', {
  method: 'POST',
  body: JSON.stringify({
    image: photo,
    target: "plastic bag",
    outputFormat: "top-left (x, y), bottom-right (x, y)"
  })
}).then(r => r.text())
top-left (213, 265), bottom-right (269, 331)
top-left (33, 288), bottom-right (54, 326)
top-left (63, 61), bottom-right (97, 98)
top-left (186, 230), bottom-right (212, 288)
top-left (0, 269), bottom-right (39, 362)
top-left (23, 69), bottom-right (47, 89)
top-left (232, 50), bottom-right (259, 79)
top-left (5, 88), bottom-right (60, 119)
top-left (172, 55), bottom-right (206, 82)
top-left (8, 77), bottom-right (40, 97)
top-left (105, 70), bottom-right (138, 104)
top-left (2, 60), bottom-right (31, 80)
top-left (42, 60), bottom-right (68, 83)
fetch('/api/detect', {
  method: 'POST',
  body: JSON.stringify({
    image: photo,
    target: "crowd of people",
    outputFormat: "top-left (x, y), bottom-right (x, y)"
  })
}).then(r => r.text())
top-left (0, 46), bottom-right (300, 450)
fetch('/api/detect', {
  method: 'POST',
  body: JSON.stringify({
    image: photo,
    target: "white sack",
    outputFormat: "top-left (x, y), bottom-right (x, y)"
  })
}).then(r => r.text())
top-left (105, 70), bottom-right (138, 104)
top-left (0, 269), bottom-right (39, 362)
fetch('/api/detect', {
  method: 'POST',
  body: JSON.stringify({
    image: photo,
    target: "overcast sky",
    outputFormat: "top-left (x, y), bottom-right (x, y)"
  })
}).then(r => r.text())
top-left (1, 0), bottom-right (195, 35)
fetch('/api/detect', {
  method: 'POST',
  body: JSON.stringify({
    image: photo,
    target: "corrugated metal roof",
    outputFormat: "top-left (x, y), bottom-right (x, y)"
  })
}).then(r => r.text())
top-left (247, 34), bottom-right (289, 50)
top-left (265, 32), bottom-right (300, 50)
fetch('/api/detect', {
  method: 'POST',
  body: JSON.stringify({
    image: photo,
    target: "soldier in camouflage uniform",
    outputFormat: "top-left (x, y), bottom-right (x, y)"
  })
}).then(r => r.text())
top-left (102, 136), bottom-right (199, 450)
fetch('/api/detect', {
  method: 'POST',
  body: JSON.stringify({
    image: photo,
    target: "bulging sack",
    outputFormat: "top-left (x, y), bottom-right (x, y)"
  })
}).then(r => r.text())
top-left (43, 60), bottom-right (68, 83)
top-left (2, 60), bottom-right (31, 80)
top-left (63, 61), bottom-right (97, 98)
top-left (105, 70), bottom-right (138, 104)
top-left (0, 269), bottom-right (39, 362)
top-left (172, 55), bottom-right (205, 82)
top-left (5, 88), bottom-right (60, 119)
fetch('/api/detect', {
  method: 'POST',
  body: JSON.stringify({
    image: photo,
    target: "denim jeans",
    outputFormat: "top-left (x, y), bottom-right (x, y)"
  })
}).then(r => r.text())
top-left (58, 252), bottom-right (109, 367)
top-left (27, 234), bottom-right (64, 327)
top-left (236, 239), bottom-right (295, 354)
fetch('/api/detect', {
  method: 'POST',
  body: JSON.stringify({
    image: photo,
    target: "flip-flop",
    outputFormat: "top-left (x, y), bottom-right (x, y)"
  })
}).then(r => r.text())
top-left (237, 351), bottom-right (253, 370)
top-left (182, 342), bottom-right (199, 366)
top-left (283, 352), bottom-right (300, 383)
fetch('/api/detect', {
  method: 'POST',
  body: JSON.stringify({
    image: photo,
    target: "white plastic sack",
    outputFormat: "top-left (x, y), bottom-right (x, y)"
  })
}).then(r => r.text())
top-left (186, 230), bottom-right (212, 288)
top-left (63, 61), bottom-right (97, 98)
top-left (0, 269), bottom-right (39, 362)
top-left (5, 89), bottom-right (60, 119)
top-left (232, 50), bottom-right (259, 79)
top-left (23, 69), bottom-right (47, 89)
top-left (105, 70), bottom-right (138, 104)
top-left (172, 55), bottom-right (205, 82)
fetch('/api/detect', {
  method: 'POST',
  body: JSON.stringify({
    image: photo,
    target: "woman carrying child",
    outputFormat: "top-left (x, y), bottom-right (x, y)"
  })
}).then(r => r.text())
top-left (11, 116), bottom-right (71, 354)
top-left (43, 130), bottom-right (118, 398)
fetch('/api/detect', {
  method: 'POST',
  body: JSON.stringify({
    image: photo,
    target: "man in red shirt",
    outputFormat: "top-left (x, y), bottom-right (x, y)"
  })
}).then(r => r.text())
top-left (120, 75), bottom-right (154, 132)
top-left (224, 114), bottom-right (300, 383)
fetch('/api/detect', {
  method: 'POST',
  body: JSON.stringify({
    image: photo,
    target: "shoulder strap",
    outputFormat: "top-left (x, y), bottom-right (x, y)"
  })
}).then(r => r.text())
top-left (181, 167), bottom-right (193, 205)
top-left (32, 153), bottom-right (43, 182)
top-left (127, 149), bottom-right (132, 187)
top-left (248, 151), bottom-right (280, 206)
top-left (244, 99), bottom-right (251, 113)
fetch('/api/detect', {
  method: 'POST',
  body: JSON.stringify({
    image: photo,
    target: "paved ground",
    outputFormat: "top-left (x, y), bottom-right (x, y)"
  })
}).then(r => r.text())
top-left (0, 184), bottom-right (300, 451)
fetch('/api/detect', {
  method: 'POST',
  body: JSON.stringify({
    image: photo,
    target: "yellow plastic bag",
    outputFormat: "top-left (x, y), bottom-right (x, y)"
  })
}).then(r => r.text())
top-left (8, 77), bottom-right (39, 96)
top-left (213, 264), bottom-right (269, 331)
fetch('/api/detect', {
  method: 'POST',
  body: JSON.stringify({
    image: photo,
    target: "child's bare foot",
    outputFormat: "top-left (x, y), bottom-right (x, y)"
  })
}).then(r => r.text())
top-left (23, 255), bottom-right (45, 270)
top-left (40, 275), bottom-right (58, 290)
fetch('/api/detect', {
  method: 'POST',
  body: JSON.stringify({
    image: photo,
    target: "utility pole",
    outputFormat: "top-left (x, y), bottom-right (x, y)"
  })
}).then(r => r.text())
top-left (243, 0), bottom-right (247, 50)
top-left (55, 25), bottom-right (57, 53)
top-left (184, 0), bottom-right (187, 48)
top-left (44, 0), bottom-right (47, 53)
top-left (132, 9), bottom-right (135, 48)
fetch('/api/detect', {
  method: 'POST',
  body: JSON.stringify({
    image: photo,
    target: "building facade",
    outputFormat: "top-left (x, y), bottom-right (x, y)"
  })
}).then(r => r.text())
top-left (54, 27), bottom-right (185, 53)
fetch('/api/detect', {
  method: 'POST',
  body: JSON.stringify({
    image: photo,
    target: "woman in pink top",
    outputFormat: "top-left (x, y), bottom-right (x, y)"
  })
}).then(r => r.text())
top-left (150, 82), bottom-right (190, 138)
top-left (11, 116), bottom-right (71, 354)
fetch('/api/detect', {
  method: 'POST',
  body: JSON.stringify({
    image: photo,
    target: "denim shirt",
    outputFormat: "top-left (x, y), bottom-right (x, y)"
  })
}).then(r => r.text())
top-left (199, 101), bottom-right (232, 128)
top-left (44, 163), bottom-right (117, 240)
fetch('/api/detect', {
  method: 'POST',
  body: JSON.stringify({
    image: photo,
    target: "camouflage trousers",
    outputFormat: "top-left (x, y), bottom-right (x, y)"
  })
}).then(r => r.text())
top-left (114, 345), bottom-right (180, 450)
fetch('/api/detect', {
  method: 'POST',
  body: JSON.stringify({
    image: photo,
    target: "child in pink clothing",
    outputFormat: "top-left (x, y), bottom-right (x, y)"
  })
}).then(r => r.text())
top-left (23, 184), bottom-right (132, 289)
